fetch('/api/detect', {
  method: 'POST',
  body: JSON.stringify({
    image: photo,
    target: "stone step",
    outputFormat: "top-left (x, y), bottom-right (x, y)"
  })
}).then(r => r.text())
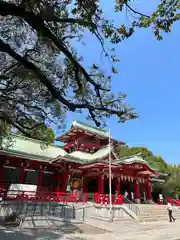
top-left (139, 210), bottom-right (167, 213)
top-left (140, 218), bottom-right (168, 222)
top-left (139, 214), bottom-right (168, 219)
top-left (135, 205), bottom-right (180, 222)
top-left (138, 208), bottom-right (167, 211)
top-left (90, 215), bottom-right (134, 222)
top-left (21, 215), bottom-right (83, 228)
top-left (140, 212), bottom-right (180, 216)
top-left (140, 212), bottom-right (180, 215)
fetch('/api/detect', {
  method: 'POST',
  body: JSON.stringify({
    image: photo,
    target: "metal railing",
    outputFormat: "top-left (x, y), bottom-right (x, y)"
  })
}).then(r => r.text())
top-left (0, 200), bottom-right (86, 223)
top-left (124, 197), bottom-right (140, 216)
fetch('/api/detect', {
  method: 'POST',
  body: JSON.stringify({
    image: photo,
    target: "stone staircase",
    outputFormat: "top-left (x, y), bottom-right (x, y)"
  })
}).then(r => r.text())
top-left (137, 204), bottom-right (180, 222)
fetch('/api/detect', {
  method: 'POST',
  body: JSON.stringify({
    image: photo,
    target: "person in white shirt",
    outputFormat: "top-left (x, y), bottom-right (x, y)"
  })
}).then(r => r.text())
top-left (167, 201), bottom-right (175, 222)
top-left (124, 190), bottom-right (128, 199)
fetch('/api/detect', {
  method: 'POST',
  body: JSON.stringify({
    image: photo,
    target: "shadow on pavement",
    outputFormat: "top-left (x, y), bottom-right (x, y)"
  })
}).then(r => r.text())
top-left (0, 222), bottom-right (106, 239)
top-left (0, 228), bottom-right (62, 239)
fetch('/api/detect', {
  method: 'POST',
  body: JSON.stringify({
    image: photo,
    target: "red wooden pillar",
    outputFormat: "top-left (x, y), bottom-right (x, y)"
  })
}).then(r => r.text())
top-left (146, 181), bottom-right (152, 203)
top-left (98, 175), bottom-right (104, 194)
top-left (20, 167), bottom-right (25, 184)
top-left (56, 175), bottom-right (61, 192)
top-left (83, 177), bottom-right (88, 193)
top-left (0, 165), bottom-right (3, 188)
top-left (115, 177), bottom-right (120, 194)
top-left (61, 173), bottom-right (69, 192)
top-left (134, 180), bottom-right (140, 203)
top-left (37, 171), bottom-right (43, 191)
top-left (83, 177), bottom-right (88, 202)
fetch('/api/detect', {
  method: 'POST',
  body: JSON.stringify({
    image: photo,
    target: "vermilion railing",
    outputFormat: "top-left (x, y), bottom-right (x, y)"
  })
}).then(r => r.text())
top-left (156, 198), bottom-right (180, 206)
top-left (0, 189), bottom-right (89, 203)
top-left (94, 193), bottom-right (124, 205)
top-left (0, 189), bottom-right (124, 205)
top-left (168, 198), bottom-right (180, 206)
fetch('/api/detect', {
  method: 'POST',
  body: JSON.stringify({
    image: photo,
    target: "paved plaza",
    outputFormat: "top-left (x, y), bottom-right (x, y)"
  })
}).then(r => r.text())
top-left (0, 219), bottom-right (180, 240)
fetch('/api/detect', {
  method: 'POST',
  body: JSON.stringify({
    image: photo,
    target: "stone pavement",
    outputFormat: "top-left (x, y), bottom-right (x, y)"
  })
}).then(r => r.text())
top-left (84, 219), bottom-right (180, 240)
top-left (1, 220), bottom-right (180, 240)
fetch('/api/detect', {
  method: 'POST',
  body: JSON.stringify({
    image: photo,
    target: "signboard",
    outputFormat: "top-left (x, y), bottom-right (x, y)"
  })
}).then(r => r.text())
top-left (127, 164), bottom-right (144, 170)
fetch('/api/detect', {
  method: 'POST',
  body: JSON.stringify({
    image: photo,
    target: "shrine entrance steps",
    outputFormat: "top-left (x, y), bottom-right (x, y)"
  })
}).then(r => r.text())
top-left (137, 204), bottom-right (180, 223)
top-left (1, 201), bottom-right (180, 228)
top-left (84, 203), bottom-right (180, 224)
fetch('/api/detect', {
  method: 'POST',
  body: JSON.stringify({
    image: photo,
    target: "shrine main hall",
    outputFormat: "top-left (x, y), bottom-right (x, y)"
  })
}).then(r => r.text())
top-left (0, 121), bottom-right (165, 204)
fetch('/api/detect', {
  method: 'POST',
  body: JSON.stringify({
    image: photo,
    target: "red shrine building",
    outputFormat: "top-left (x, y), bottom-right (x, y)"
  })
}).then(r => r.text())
top-left (0, 121), bottom-right (164, 204)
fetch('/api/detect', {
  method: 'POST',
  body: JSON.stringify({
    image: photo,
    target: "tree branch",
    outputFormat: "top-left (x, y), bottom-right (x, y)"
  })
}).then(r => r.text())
top-left (125, 3), bottom-right (150, 18)
top-left (0, 39), bottom-right (135, 124)
top-left (0, 114), bottom-right (32, 138)
top-left (0, 38), bottom-right (77, 111)
top-left (0, 0), bottom-right (108, 98)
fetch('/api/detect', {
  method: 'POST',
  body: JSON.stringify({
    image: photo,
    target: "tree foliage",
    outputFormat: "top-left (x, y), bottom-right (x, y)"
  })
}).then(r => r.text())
top-left (162, 165), bottom-right (180, 198)
top-left (0, 0), bottom-right (179, 145)
top-left (144, 156), bottom-right (168, 173)
top-left (117, 144), bottom-right (180, 197)
top-left (117, 145), bottom-right (168, 172)
top-left (116, 146), bottom-right (152, 158)
top-left (15, 119), bottom-right (55, 143)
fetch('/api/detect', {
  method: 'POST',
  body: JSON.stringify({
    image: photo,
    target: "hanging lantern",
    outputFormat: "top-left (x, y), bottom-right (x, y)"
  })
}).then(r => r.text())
top-left (124, 176), bottom-right (127, 181)
top-left (142, 178), bottom-right (144, 183)
top-left (128, 176), bottom-right (130, 181)
top-left (121, 175), bottom-right (124, 180)
top-left (139, 178), bottom-right (141, 183)
top-left (131, 176), bottom-right (133, 182)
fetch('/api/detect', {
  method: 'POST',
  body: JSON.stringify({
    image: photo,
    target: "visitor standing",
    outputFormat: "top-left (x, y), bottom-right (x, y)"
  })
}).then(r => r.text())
top-left (124, 190), bottom-right (128, 199)
top-left (167, 200), bottom-right (176, 222)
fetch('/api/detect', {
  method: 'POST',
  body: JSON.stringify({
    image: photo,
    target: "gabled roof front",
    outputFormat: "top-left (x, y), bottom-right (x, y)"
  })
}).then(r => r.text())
top-left (56, 120), bottom-right (111, 142)
top-left (72, 121), bottom-right (110, 138)
top-left (112, 154), bottom-right (159, 174)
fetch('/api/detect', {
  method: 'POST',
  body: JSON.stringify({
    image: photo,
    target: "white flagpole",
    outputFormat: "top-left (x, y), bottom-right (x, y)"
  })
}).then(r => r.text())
top-left (108, 128), bottom-right (113, 222)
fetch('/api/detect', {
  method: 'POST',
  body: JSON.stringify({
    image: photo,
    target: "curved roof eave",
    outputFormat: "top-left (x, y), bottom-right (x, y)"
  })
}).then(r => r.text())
top-left (51, 145), bottom-right (112, 164)
top-left (114, 155), bottom-right (159, 173)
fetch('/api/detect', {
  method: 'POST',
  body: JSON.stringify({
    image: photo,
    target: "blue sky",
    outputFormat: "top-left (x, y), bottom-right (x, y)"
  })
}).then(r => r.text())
top-left (56, 1), bottom-right (180, 164)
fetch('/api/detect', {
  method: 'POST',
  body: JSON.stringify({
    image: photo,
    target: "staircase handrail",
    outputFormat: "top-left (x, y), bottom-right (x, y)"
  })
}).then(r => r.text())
top-left (124, 197), bottom-right (140, 216)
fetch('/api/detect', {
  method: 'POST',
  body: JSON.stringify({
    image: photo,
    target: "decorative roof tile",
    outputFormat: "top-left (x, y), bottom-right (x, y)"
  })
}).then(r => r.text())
top-left (1, 134), bottom-right (66, 161)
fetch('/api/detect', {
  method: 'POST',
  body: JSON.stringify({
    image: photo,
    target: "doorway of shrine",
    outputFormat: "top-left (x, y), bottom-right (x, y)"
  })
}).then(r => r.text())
top-left (87, 177), bottom-right (98, 193)
top-left (104, 178), bottom-right (116, 194)
top-left (120, 182), bottom-right (134, 199)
